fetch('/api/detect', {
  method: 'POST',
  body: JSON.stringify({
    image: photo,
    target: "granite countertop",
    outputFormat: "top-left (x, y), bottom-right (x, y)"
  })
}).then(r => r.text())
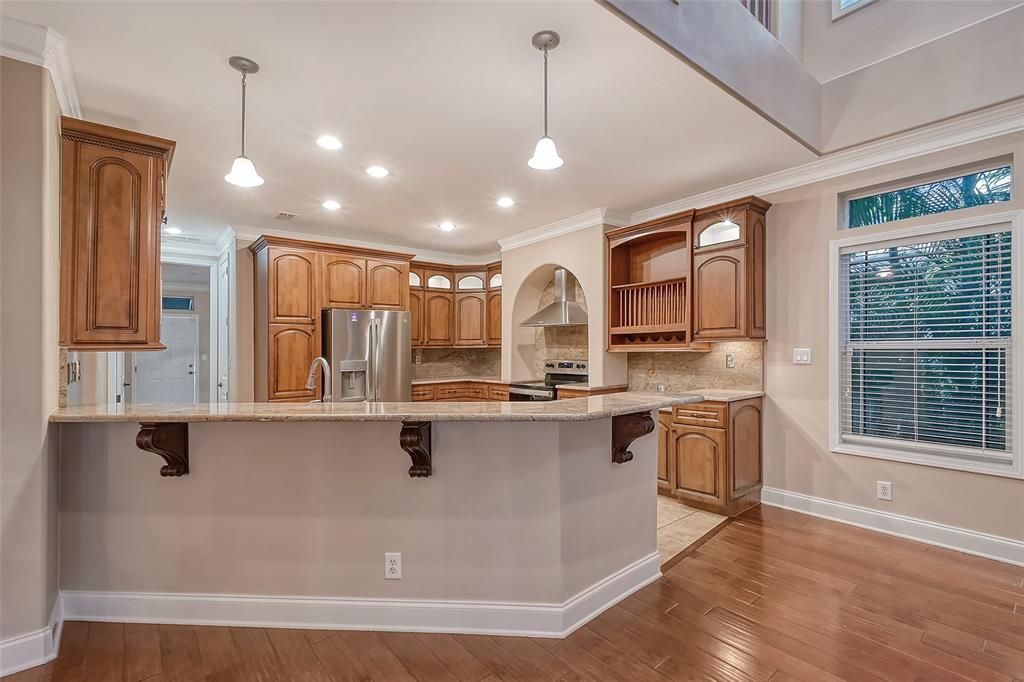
top-left (658, 388), bottom-right (764, 411)
top-left (50, 392), bottom-right (705, 424)
top-left (555, 383), bottom-right (628, 392)
top-left (411, 377), bottom-right (507, 385)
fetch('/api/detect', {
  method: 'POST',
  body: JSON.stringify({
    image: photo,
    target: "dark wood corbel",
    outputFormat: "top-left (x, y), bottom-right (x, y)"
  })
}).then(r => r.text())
top-left (136, 422), bottom-right (189, 476)
top-left (400, 421), bottom-right (432, 477)
top-left (611, 411), bottom-right (655, 464)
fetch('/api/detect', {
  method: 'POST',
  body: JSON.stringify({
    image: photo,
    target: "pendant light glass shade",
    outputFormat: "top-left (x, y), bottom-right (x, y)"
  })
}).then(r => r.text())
top-left (224, 155), bottom-right (264, 187)
top-left (224, 57), bottom-right (263, 188)
top-left (528, 136), bottom-right (563, 170)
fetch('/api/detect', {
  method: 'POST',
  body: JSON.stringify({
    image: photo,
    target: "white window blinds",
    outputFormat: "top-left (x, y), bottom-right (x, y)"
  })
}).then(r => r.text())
top-left (838, 228), bottom-right (1013, 465)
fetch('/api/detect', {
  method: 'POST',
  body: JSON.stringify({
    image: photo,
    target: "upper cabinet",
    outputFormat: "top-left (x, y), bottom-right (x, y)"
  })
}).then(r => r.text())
top-left (268, 247), bottom-right (318, 323)
top-left (456, 273), bottom-right (485, 291)
top-left (59, 117), bottom-right (175, 350)
top-left (605, 196), bottom-right (769, 350)
top-left (692, 197), bottom-right (769, 341)
top-left (411, 261), bottom-right (501, 348)
top-left (321, 254), bottom-right (365, 309)
top-left (366, 259), bottom-right (409, 310)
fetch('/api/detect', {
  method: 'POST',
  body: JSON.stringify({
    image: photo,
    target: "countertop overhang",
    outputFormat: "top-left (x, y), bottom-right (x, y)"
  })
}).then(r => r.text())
top-left (50, 391), bottom-right (704, 424)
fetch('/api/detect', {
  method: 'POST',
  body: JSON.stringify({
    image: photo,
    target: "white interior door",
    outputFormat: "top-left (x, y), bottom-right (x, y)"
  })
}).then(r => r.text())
top-left (216, 256), bottom-right (230, 402)
top-left (133, 314), bottom-right (199, 403)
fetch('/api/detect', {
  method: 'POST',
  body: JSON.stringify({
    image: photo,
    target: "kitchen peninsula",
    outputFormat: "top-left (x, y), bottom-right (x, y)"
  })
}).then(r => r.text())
top-left (51, 392), bottom-right (699, 636)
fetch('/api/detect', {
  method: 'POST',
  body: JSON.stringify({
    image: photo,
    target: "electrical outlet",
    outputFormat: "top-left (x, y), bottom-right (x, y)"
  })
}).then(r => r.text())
top-left (657, 384), bottom-right (666, 393)
top-left (725, 353), bottom-right (735, 369)
top-left (414, 353), bottom-right (422, 365)
top-left (385, 552), bottom-right (402, 579)
top-left (792, 348), bottom-right (812, 365)
top-left (877, 480), bottom-right (893, 501)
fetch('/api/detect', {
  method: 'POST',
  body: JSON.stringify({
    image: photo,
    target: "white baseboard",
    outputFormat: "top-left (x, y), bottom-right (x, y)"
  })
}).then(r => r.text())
top-left (62, 552), bottom-right (662, 639)
top-left (761, 487), bottom-right (1024, 567)
top-left (0, 596), bottom-right (62, 677)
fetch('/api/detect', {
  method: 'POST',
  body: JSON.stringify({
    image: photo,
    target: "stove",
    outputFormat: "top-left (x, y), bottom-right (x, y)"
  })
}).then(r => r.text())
top-left (507, 360), bottom-right (588, 401)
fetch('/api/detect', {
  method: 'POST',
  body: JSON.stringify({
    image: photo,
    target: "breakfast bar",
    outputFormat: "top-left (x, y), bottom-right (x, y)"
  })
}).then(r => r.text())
top-left (50, 393), bottom-right (701, 637)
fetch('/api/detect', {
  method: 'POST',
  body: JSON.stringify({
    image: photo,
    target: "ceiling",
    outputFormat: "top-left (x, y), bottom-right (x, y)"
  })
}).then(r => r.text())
top-left (3, 1), bottom-right (814, 256)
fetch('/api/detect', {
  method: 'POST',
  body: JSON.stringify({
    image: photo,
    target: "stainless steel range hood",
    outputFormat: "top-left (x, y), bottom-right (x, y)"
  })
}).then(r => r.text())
top-left (520, 268), bottom-right (588, 327)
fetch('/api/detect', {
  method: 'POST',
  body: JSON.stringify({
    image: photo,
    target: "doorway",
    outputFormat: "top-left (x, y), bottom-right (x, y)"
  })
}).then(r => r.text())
top-left (132, 313), bottom-right (199, 403)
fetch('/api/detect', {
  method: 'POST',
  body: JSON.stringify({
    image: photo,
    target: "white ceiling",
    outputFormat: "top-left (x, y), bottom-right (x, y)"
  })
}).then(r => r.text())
top-left (3, 0), bottom-right (814, 256)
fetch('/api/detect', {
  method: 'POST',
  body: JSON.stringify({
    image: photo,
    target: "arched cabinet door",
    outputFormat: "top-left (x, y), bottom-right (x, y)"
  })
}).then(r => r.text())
top-left (366, 259), bottom-right (409, 310)
top-left (409, 290), bottom-right (424, 346)
top-left (321, 254), bottom-right (365, 309)
top-left (672, 425), bottom-right (725, 506)
top-left (692, 247), bottom-right (745, 340)
top-left (268, 324), bottom-right (318, 401)
top-left (486, 291), bottom-right (502, 346)
top-left (454, 293), bottom-right (486, 346)
top-left (270, 248), bottom-right (319, 322)
top-left (423, 292), bottom-right (454, 346)
top-left (730, 400), bottom-right (763, 497)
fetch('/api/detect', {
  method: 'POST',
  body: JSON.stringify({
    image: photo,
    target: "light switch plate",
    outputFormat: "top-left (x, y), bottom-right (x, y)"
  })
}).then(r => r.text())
top-left (793, 348), bottom-right (812, 365)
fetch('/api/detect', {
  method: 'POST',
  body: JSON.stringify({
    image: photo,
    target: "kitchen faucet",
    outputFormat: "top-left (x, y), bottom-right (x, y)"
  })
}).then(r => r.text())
top-left (305, 356), bottom-right (331, 403)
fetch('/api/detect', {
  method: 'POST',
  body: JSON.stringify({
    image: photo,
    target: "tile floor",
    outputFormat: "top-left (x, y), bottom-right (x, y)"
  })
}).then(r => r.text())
top-left (656, 495), bottom-right (727, 564)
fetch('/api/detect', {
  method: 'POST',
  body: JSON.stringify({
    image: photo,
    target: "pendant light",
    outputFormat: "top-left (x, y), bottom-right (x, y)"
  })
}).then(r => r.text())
top-left (224, 56), bottom-right (264, 187)
top-left (528, 30), bottom-right (563, 171)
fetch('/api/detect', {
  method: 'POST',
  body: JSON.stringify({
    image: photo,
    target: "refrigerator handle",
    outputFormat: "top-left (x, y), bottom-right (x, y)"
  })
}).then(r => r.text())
top-left (373, 318), bottom-right (382, 402)
top-left (368, 319), bottom-right (376, 402)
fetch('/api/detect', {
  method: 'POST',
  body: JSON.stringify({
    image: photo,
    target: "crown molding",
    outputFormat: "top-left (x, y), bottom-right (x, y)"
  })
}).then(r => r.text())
top-left (160, 238), bottom-right (223, 261)
top-left (630, 98), bottom-right (1024, 225)
top-left (229, 224), bottom-right (498, 265)
top-left (498, 208), bottom-right (630, 252)
top-left (1, 17), bottom-right (81, 118)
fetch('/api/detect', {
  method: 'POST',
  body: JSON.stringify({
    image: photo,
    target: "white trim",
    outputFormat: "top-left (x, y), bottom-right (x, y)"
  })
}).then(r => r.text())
top-left (497, 208), bottom-right (630, 252)
top-left (828, 210), bottom-right (1024, 480)
top-left (161, 238), bottom-right (224, 260)
top-left (761, 487), bottom-right (1024, 567)
top-left (0, 597), bottom-right (62, 677)
top-left (629, 99), bottom-right (1024, 225)
top-left (0, 17), bottom-right (81, 118)
top-left (60, 552), bottom-right (661, 638)
top-left (831, 0), bottom-right (880, 22)
top-left (230, 224), bottom-right (499, 265)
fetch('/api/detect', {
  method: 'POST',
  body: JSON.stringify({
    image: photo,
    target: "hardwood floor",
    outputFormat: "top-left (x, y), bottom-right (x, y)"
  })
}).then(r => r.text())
top-left (7, 505), bottom-right (1024, 681)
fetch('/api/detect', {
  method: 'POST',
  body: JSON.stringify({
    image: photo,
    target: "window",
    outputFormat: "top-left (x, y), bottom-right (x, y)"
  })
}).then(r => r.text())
top-left (831, 211), bottom-right (1022, 477)
top-left (162, 295), bottom-right (194, 311)
top-left (832, 0), bottom-right (879, 19)
top-left (847, 165), bottom-right (1011, 228)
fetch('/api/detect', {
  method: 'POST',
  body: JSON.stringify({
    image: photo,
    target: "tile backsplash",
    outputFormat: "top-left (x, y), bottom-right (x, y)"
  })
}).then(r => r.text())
top-left (412, 348), bottom-right (500, 380)
top-left (627, 342), bottom-right (763, 392)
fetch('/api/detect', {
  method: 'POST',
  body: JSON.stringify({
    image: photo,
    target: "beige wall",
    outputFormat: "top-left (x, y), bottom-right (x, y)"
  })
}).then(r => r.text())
top-left (231, 238), bottom-right (255, 402)
top-left (801, 0), bottom-right (1019, 82)
top-left (0, 58), bottom-right (61, 640)
top-left (59, 419), bottom-right (656, 604)
top-left (501, 224), bottom-right (627, 386)
top-left (763, 131), bottom-right (1024, 541)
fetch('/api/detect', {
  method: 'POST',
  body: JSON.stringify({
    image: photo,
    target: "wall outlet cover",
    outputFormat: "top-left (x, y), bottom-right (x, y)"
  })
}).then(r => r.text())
top-left (725, 353), bottom-right (736, 368)
top-left (793, 348), bottom-right (812, 365)
top-left (876, 480), bottom-right (893, 501)
top-left (385, 552), bottom-right (402, 579)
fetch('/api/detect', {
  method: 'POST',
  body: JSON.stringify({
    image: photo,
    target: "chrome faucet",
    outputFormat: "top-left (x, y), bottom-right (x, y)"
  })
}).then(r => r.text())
top-left (305, 356), bottom-right (331, 403)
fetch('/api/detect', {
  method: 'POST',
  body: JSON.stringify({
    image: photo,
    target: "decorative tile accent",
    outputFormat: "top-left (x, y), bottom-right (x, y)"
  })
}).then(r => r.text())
top-left (411, 348), bottom-right (500, 381)
top-left (628, 341), bottom-right (763, 393)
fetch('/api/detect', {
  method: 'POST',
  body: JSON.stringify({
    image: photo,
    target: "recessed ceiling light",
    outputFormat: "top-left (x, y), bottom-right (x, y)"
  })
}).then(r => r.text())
top-left (438, 221), bottom-right (456, 232)
top-left (497, 196), bottom-right (515, 208)
top-left (366, 165), bottom-right (389, 178)
top-left (316, 135), bottom-right (343, 150)
top-left (322, 199), bottom-right (341, 210)
top-left (162, 226), bottom-right (183, 235)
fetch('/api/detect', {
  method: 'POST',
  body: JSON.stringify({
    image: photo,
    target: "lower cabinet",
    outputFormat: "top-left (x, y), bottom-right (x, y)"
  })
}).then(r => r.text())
top-left (411, 381), bottom-right (509, 402)
top-left (267, 324), bottom-right (319, 402)
top-left (658, 398), bottom-right (763, 516)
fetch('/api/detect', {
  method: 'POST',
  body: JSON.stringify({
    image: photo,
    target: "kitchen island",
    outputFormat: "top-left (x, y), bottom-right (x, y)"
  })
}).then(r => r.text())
top-left (50, 392), bottom-right (700, 637)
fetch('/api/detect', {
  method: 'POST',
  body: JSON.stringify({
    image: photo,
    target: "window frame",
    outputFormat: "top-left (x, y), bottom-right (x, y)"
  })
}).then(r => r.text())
top-left (829, 209), bottom-right (1024, 479)
top-left (840, 158), bottom-right (1013, 230)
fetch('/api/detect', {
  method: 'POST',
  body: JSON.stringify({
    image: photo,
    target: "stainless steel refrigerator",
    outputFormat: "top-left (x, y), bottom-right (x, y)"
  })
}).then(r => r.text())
top-left (322, 309), bottom-right (411, 402)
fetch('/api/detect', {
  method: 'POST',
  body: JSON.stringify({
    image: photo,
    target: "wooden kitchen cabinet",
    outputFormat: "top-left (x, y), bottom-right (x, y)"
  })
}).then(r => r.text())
top-left (659, 397), bottom-right (763, 516)
top-left (423, 292), bottom-right (454, 346)
top-left (409, 290), bottom-right (424, 346)
top-left (251, 235), bottom-right (414, 401)
top-left (454, 293), bottom-right (486, 346)
top-left (320, 254), bottom-right (365, 309)
top-left (59, 117), bottom-right (175, 350)
top-left (692, 197), bottom-right (768, 341)
top-left (267, 324), bottom-right (319, 401)
top-left (367, 258), bottom-right (408, 309)
top-left (486, 291), bottom-right (501, 346)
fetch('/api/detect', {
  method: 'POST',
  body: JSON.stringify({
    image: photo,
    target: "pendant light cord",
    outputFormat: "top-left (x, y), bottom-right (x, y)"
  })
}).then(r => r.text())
top-left (542, 48), bottom-right (549, 137)
top-left (240, 71), bottom-right (247, 156)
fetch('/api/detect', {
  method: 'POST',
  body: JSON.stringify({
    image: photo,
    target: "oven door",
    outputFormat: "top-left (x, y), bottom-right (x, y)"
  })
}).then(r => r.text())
top-left (507, 385), bottom-right (555, 401)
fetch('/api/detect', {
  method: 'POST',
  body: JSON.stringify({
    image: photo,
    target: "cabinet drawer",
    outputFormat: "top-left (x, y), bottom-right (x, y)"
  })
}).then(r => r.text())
top-left (673, 402), bottom-right (727, 428)
top-left (487, 385), bottom-right (509, 401)
top-left (465, 385), bottom-right (488, 400)
top-left (436, 385), bottom-right (468, 400)
top-left (411, 386), bottom-right (435, 401)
